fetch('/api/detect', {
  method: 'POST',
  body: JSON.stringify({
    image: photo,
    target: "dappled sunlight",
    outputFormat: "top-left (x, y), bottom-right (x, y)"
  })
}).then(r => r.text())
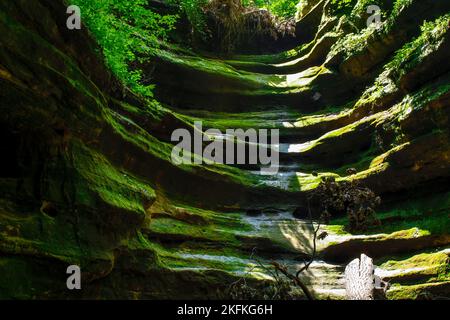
top-left (277, 218), bottom-right (316, 252)
top-left (294, 172), bottom-right (322, 191)
top-left (277, 66), bottom-right (326, 87)
top-left (278, 141), bottom-right (315, 153)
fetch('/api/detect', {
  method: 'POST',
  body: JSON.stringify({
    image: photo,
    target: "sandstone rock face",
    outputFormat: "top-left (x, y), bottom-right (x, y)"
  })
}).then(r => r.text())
top-left (0, 0), bottom-right (449, 299)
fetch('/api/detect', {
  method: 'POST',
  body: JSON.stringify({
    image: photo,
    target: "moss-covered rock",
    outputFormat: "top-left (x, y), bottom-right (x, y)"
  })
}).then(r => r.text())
top-left (0, 0), bottom-right (449, 300)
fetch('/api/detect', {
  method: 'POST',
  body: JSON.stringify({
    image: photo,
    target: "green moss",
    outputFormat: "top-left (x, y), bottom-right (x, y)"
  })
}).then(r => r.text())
top-left (72, 141), bottom-right (155, 214)
top-left (231, 41), bottom-right (315, 65)
top-left (2, 0), bottom-right (450, 300)
top-left (147, 217), bottom-right (240, 244)
top-left (155, 48), bottom-right (281, 89)
top-left (387, 228), bottom-right (430, 239)
top-left (325, 224), bottom-right (350, 236)
top-left (170, 204), bottom-right (254, 232)
top-left (335, 148), bottom-right (379, 176)
top-left (155, 48), bottom-right (329, 94)
top-left (328, 25), bottom-right (376, 61)
top-left (351, 0), bottom-right (393, 20)
top-left (329, 0), bottom-right (358, 15)
top-left (387, 0), bottom-right (413, 30)
top-left (330, 202), bottom-right (450, 237)
top-left (381, 251), bottom-right (449, 279)
top-left (387, 281), bottom-right (450, 300)
top-left (372, 191), bottom-right (450, 236)
top-left (163, 251), bottom-right (260, 274)
top-left (132, 230), bottom-right (262, 276)
top-left (0, 198), bottom-right (114, 265)
top-left (354, 69), bottom-right (397, 109)
top-left (294, 172), bottom-right (340, 191)
top-left (178, 109), bottom-right (301, 133)
top-left (0, 256), bottom-right (55, 299)
top-left (103, 100), bottom-right (281, 191)
top-left (386, 13), bottom-right (450, 81)
top-left (292, 108), bottom-right (352, 128)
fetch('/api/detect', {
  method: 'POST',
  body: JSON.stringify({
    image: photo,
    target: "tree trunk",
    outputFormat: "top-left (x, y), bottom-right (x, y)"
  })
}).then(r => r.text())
top-left (345, 254), bottom-right (374, 300)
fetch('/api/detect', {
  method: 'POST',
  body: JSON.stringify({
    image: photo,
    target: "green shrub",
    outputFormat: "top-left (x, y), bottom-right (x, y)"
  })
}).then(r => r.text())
top-left (243, 0), bottom-right (299, 18)
top-left (71, 0), bottom-right (177, 98)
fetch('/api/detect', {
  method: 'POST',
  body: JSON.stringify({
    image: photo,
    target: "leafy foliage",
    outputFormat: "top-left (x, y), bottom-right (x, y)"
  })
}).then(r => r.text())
top-left (390, 0), bottom-right (413, 21)
top-left (173, 0), bottom-right (295, 53)
top-left (243, 0), bottom-right (299, 18)
top-left (330, 0), bottom-right (357, 14)
top-left (387, 14), bottom-right (450, 81)
top-left (169, 0), bottom-right (209, 38)
top-left (328, 26), bottom-right (375, 60)
top-left (71, 0), bottom-right (177, 98)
